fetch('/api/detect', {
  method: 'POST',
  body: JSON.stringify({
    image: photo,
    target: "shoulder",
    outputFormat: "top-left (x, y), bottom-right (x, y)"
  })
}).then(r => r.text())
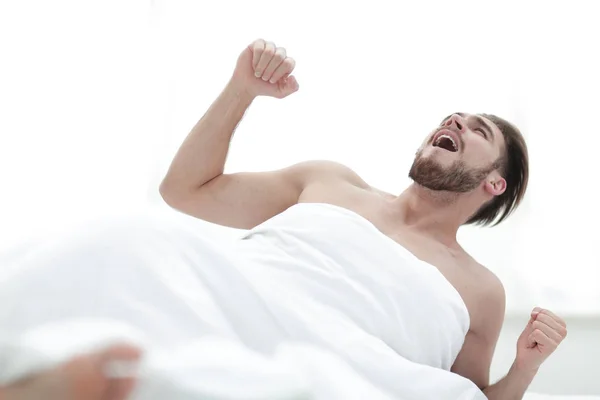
top-left (287, 159), bottom-right (360, 176)
top-left (285, 159), bottom-right (369, 187)
top-left (473, 261), bottom-right (505, 301)
top-left (467, 259), bottom-right (506, 333)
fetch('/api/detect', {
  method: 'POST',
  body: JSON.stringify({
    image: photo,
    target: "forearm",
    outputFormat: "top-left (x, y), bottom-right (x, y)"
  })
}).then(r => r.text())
top-left (160, 79), bottom-right (255, 194)
top-left (483, 362), bottom-right (537, 400)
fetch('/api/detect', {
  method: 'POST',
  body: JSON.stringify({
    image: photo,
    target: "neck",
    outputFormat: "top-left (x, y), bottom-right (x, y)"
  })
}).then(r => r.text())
top-left (388, 183), bottom-right (479, 246)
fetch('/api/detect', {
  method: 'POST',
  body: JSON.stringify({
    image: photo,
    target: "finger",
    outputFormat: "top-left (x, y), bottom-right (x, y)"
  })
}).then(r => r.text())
top-left (58, 343), bottom-right (141, 400)
top-left (98, 344), bottom-right (142, 380)
top-left (100, 344), bottom-right (142, 400)
top-left (526, 312), bottom-right (538, 326)
top-left (105, 376), bottom-right (138, 400)
top-left (261, 47), bottom-right (286, 82)
top-left (98, 344), bottom-right (143, 366)
top-left (529, 328), bottom-right (558, 351)
top-left (269, 57), bottom-right (296, 84)
top-left (538, 309), bottom-right (567, 328)
top-left (532, 320), bottom-right (563, 343)
top-left (275, 75), bottom-right (299, 98)
top-left (535, 313), bottom-right (568, 338)
top-left (251, 39), bottom-right (266, 71)
top-left (526, 329), bottom-right (538, 348)
top-left (255, 41), bottom-right (276, 78)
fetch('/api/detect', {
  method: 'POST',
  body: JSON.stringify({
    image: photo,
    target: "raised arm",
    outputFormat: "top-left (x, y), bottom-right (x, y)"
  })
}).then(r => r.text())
top-left (159, 39), bottom-right (304, 228)
top-left (161, 158), bottom-right (349, 229)
top-left (159, 39), bottom-right (356, 229)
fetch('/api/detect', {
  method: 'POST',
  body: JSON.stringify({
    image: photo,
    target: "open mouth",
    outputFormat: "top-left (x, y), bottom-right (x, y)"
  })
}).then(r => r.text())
top-left (433, 134), bottom-right (458, 152)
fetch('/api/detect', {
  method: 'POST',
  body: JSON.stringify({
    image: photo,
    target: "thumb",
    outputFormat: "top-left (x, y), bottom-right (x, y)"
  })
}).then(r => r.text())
top-left (526, 331), bottom-right (539, 349)
top-left (276, 75), bottom-right (299, 98)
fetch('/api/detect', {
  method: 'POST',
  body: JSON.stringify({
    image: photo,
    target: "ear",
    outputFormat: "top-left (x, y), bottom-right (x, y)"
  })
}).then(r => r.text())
top-left (484, 176), bottom-right (506, 196)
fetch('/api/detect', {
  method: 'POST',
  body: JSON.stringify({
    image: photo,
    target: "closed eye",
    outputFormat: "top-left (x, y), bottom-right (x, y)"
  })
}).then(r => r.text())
top-left (475, 128), bottom-right (487, 139)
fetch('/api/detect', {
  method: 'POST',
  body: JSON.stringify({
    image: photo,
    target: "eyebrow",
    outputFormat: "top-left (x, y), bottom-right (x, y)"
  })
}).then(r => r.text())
top-left (440, 112), bottom-right (496, 141)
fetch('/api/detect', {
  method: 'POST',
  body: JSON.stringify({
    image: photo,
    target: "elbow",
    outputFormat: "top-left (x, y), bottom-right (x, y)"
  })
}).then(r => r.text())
top-left (159, 179), bottom-right (183, 207)
top-left (158, 179), bottom-right (171, 200)
top-left (159, 179), bottom-right (208, 212)
top-left (159, 172), bottom-right (218, 203)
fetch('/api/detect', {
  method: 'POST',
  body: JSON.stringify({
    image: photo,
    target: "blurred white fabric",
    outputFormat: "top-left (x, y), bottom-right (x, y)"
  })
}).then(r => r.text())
top-left (1, 205), bottom-right (598, 396)
top-left (1, 204), bottom-right (484, 399)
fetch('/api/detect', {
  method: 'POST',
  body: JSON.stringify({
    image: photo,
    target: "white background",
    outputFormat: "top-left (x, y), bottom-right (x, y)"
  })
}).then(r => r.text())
top-left (1, 0), bottom-right (599, 316)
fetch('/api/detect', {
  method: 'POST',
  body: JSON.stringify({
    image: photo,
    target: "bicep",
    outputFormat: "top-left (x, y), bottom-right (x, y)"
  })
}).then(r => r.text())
top-left (451, 330), bottom-right (497, 389)
top-left (451, 278), bottom-right (506, 389)
top-left (160, 160), bottom-right (352, 229)
top-left (161, 168), bottom-right (300, 229)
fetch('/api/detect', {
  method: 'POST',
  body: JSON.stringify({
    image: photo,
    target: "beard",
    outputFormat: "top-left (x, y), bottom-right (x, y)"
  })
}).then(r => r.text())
top-left (408, 149), bottom-right (496, 193)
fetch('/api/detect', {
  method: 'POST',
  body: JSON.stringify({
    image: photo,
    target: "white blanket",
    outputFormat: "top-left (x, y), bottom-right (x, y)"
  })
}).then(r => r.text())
top-left (0, 202), bottom-right (485, 399)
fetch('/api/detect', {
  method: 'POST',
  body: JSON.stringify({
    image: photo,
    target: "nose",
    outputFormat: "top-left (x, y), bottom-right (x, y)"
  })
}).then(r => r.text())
top-left (444, 114), bottom-right (465, 133)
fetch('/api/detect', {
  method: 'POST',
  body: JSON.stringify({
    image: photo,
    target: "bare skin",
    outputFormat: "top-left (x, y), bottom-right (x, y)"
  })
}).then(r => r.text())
top-left (0, 344), bottom-right (140, 400)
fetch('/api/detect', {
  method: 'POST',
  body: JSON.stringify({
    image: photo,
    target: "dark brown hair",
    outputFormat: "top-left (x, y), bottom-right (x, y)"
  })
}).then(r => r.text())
top-left (465, 114), bottom-right (529, 227)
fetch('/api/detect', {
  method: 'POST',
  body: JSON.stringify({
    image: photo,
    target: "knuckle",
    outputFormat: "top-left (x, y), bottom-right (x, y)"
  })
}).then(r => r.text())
top-left (560, 327), bottom-right (568, 337)
top-left (284, 57), bottom-right (296, 69)
top-left (536, 312), bottom-right (547, 319)
top-left (253, 39), bottom-right (265, 50)
top-left (275, 47), bottom-right (286, 55)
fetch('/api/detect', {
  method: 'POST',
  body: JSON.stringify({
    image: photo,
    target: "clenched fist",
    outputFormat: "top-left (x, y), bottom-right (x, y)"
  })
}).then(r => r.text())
top-left (515, 307), bottom-right (567, 372)
top-left (231, 39), bottom-right (299, 99)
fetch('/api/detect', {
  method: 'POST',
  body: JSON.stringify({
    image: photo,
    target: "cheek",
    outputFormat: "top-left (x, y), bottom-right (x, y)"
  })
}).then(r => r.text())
top-left (415, 140), bottom-right (430, 155)
top-left (466, 144), bottom-right (494, 164)
top-left (418, 145), bottom-right (439, 159)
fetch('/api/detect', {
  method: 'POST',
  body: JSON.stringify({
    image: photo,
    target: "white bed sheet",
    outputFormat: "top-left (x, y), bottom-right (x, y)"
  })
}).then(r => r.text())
top-left (2, 207), bottom-right (598, 399)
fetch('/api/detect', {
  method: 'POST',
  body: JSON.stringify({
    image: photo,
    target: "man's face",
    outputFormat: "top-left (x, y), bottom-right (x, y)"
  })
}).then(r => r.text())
top-left (409, 113), bottom-right (506, 193)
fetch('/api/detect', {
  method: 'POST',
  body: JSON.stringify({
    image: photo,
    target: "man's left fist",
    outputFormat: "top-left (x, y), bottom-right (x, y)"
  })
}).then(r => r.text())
top-left (515, 307), bottom-right (567, 371)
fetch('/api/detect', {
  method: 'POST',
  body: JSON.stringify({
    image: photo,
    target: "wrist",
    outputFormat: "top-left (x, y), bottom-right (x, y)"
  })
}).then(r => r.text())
top-left (510, 360), bottom-right (538, 383)
top-left (226, 78), bottom-right (257, 103)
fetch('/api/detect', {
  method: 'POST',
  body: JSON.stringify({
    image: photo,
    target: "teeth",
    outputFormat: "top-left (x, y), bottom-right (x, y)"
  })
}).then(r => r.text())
top-left (435, 134), bottom-right (457, 151)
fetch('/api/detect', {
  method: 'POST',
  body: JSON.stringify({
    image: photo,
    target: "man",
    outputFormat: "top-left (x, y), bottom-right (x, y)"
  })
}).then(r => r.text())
top-left (158, 39), bottom-right (567, 399)
top-left (0, 39), bottom-right (566, 399)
